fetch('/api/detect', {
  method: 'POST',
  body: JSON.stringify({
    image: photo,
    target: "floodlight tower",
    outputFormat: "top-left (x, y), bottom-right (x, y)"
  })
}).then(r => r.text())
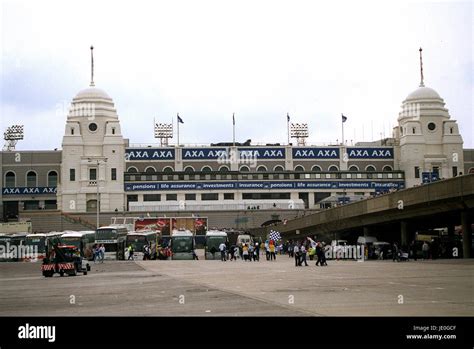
top-left (290, 123), bottom-right (309, 146)
top-left (3, 125), bottom-right (24, 151)
top-left (154, 122), bottom-right (173, 146)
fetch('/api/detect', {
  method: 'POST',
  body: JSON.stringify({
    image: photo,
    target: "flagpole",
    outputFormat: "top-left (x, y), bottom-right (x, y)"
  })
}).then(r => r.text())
top-left (177, 113), bottom-right (180, 146)
top-left (341, 114), bottom-right (344, 146)
top-left (233, 113), bottom-right (235, 147)
top-left (287, 113), bottom-right (290, 144)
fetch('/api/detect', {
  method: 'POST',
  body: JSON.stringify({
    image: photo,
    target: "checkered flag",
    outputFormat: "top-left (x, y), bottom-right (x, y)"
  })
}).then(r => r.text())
top-left (269, 230), bottom-right (281, 242)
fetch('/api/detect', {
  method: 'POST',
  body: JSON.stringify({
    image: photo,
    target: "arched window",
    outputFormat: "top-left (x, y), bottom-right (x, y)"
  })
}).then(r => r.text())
top-left (468, 168), bottom-right (474, 174)
top-left (365, 165), bottom-right (376, 172)
top-left (127, 167), bottom-right (138, 173)
top-left (239, 166), bottom-right (250, 172)
top-left (328, 165), bottom-right (339, 172)
top-left (294, 165), bottom-right (305, 172)
top-left (311, 165), bottom-right (322, 172)
top-left (47, 171), bottom-right (58, 186)
top-left (257, 165), bottom-right (267, 172)
top-left (5, 171), bottom-right (15, 188)
top-left (184, 166), bottom-right (195, 173)
top-left (201, 166), bottom-right (212, 173)
top-left (26, 171), bottom-right (37, 187)
top-left (382, 165), bottom-right (393, 172)
top-left (273, 165), bottom-right (284, 172)
top-left (218, 166), bottom-right (230, 173)
top-left (348, 165), bottom-right (359, 171)
top-left (162, 166), bottom-right (174, 174)
top-left (145, 166), bottom-right (156, 174)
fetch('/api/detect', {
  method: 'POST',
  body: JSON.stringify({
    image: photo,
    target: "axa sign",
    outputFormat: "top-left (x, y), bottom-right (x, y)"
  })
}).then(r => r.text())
top-left (2, 187), bottom-right (57, 195)
top-left (292, 148), bottom-right (340, 159)
top-left (347, 148), bottom-right (394, 159)
top-left (125, 148), bottom-right (175, 160)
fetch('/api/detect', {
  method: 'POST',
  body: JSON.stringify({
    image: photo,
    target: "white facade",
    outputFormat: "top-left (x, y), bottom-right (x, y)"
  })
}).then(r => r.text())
top-left (393, 85), bottom-right (464, 188)
top-left (58, 87), bottom-right (126, 213)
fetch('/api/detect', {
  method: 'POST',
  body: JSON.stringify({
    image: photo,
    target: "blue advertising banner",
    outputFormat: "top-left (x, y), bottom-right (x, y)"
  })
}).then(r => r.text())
top-left (2, 187), bottom-right (57, 195)
top-left (237, 148), bottom-right (285, 159)
top-left (181, 147), bottom-right (286, 160)
top-left (182, 148), bottom-right (228, 160)
top-left (125, 148), bottom-right (175, 161)
top-left (125, 181), bottom-right (404, 191)
top-left (292, 148), bottom-right (340, 159)
top-left (347, 147), bottom-right (394, 159)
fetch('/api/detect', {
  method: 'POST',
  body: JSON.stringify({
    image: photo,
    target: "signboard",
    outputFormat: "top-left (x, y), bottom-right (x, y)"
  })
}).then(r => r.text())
top-left (2, 187), bottom-right (57, 196)
top-left (237, 147), bottom-right (285, 159)
top-left (346, 147), bottom-right (394, 159)
top-left (292, 148), bottom-right (339, 159)
top-left (182, 148), bottom-right (227, 160)
top-left (182, 147), bottom-right (285, 160)
top-left (125, 148), bottom-right (175, 161)
top-left (422, 172), bottom-right (439, 184)
top-left (125, 181), bottom-right (404, 191)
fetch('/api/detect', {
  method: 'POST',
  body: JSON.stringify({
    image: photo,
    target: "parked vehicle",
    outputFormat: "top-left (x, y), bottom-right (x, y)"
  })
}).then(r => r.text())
top-left (41, 244), bottom-right (88, 277)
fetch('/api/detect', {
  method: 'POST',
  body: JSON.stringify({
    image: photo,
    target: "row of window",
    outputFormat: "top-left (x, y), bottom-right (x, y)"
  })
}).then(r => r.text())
top-left (126, 171), bottom-right (404, 182)
top-left (68, 168), bottom-right (117, 182)
top-left (128, 192), bottom-right (294, 202)
top-left (4, 171), bottom-right (58, 188)
top-left (127, 164), bottom-right (394, 173)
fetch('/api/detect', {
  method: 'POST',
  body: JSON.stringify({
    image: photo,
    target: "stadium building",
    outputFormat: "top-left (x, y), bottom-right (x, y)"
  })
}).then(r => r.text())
top-left (1, 51), bottom-right (473, 229)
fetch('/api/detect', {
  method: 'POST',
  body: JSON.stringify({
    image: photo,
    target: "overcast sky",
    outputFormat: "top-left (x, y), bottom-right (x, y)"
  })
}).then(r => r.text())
top-left (1, 0), bottom-right (472, 150)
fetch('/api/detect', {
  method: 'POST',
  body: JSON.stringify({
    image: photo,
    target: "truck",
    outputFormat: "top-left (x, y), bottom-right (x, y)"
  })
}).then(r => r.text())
top-left (204, 230), bottom-right (228, 260)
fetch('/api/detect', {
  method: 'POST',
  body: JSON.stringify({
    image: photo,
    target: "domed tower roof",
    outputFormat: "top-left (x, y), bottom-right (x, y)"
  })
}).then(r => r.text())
top-left (404, 86), bottom-right (443, 102)
top-left (73, 87), bottom-right (112, 101)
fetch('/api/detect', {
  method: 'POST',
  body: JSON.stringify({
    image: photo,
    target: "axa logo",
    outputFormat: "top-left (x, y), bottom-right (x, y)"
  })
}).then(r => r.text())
top-left (18, 323), bottom-right (56, 343)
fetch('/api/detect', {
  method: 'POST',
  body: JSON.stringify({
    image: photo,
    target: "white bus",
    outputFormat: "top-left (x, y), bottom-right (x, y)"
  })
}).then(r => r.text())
top-left (204, 230), bottom-right (228, 260)
top-left (126, 231), bottom-right (158, 260)
top-left (24, 232), bottom-right (63, 261)
top-left (61, 231), bottom-right (96, 261)
top-left (170, 229), bottom-right (195, 260)
top-left (95, 225), bottom-right (128, 260)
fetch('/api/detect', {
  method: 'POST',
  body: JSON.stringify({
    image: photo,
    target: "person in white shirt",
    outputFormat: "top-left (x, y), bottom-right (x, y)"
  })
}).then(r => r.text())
top-left (300, 244), bottom-right (308, 266)
top-left (294, 244), bottom-right (300, 267)
top-left (219, 242), bottom-right (227, 262)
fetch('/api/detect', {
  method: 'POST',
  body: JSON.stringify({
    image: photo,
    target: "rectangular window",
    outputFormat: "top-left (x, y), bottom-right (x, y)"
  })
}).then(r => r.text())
top-left (452, 166), bottom-right (458, 177)
top-left (201, 193), bottom-right (219, 201)
top-left (185, 193), bottom-right (196, 201)
top-left (89, 168), bottom-right (97, 181)
top-left (144, 194), bottom-right (161, 201)
top-left (166, 194), bottom-right (177, 201)
top-left (414, 166), bottom-right (420, 179)
top-left (111, 168), bottom-right (117, 181)
top-left (71, 128), bottom-right (74, 135)
top-left (70, 169), bottom-right (76, 181)
top-left (224, 193), bottom-right (234, 200)
top-left (432, 167), bottom-right (439, 176)
top-left (112, 127), bottom-right (116, 135)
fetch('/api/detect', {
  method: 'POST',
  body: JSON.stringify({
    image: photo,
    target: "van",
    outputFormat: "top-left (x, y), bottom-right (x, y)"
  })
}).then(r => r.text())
top-left (357, 236), bottom-right (378, 245)
top-left (236, 234), bottom-right (253, 246)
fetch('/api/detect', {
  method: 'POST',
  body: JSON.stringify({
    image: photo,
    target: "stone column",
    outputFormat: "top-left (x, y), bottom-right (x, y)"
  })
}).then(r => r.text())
top-left (461, 211), bottom-right (472, 258)
top-left (363, 226), bottom-right (370, 237)
top-left (401, 221), bottom-right (408, 247)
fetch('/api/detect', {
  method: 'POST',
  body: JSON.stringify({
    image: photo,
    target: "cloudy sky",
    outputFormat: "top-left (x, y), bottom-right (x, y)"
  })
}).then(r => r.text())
top-left (1, 0), bottom-right (472, 149)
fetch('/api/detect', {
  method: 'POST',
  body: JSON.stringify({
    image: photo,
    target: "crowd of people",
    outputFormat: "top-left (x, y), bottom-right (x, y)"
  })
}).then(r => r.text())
top-left (215, 237), bottom-right (330, 267)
